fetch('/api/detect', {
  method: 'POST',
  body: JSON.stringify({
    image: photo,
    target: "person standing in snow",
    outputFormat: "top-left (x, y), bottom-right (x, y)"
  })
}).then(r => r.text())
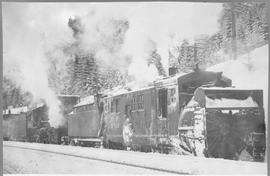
top-left (123, 117), bottom-right (134, 150)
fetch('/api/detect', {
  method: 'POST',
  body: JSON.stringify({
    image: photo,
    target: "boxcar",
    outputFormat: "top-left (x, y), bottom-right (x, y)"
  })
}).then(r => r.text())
top-left (3, 113), bottom-right (27, 141)
top-left (67, 96), bottom-right (102, 146)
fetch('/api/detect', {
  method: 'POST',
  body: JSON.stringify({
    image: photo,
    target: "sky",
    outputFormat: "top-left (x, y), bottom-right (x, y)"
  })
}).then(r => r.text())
top-left (2, 2), bottom-right (223, 127)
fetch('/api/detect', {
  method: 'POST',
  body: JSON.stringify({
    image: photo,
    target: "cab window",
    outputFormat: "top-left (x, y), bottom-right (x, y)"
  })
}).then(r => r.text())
top-left (137, 94), bottom-right (144, 110)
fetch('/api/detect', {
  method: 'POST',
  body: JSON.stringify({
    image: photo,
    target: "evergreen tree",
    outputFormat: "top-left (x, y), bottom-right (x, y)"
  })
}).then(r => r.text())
top-left (148, 49), bottom-right (167, 77)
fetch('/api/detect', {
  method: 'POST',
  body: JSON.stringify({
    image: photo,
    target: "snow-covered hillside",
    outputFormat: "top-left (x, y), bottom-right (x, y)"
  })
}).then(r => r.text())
top-left (207, 45), bottom-right (268, 120)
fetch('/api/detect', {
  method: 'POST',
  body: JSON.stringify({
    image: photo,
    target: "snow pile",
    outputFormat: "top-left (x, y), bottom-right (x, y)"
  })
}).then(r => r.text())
top-left (205, 96), bottom-right (258, 108)
top-left (207, 45), bottom-right (268, 119)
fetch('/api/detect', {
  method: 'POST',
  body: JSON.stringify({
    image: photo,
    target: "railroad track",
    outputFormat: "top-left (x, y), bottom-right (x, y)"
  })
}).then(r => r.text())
top-left (4, 144), bottom-right (188, 175)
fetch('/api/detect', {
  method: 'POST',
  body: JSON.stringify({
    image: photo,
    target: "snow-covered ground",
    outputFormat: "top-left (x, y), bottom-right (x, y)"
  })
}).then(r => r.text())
top-left (4, 144), bottom-right (171, 174)
top-left (3, 141), bottom-right (267, 175)
top-left (208, 45), bottom-right (268, 120)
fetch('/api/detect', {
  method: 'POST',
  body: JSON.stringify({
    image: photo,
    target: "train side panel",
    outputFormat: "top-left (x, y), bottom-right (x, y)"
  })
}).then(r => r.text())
top-left (130, 88), bottom-right (155, 147)
top-left (103, 87), bottom-right (158, 148)
top-left (103, 94), bottom-right (126, 144)
top-left (68, 108), bottom-right (100, 138)
top-left (166, 84), bottom-right (180, 136)
top-left (3, 114), bottom-right (27, 141)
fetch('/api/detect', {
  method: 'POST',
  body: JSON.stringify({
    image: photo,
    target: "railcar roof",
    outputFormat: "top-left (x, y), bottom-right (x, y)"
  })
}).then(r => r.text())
top-left (199, 87), bottom-right (262, 91)
top-left (57, 94), bottom-right (80, 98)
top-left (104, 86), bottom-right (155, 98)
top-left (74, 96), bottom-right (95, 107)
top-left (154, 70), bottom-right (231, 85)
top-left (3, 106), bottom-right (28, 115)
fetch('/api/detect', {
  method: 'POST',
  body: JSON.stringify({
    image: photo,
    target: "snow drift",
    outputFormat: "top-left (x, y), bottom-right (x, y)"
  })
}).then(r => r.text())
top-left (207, 45), bottom-right (268, 122)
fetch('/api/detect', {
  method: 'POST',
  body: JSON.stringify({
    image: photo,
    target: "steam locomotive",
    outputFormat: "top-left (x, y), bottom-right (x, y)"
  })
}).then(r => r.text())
top-left (3, 69), bottom-right (266, 162)
top-left (67, 69), bottom-right (266, 161)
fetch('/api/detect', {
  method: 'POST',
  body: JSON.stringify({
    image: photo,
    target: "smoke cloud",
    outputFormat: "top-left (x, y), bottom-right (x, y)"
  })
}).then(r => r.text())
top-left (3, 2), bottom-right (223, 127)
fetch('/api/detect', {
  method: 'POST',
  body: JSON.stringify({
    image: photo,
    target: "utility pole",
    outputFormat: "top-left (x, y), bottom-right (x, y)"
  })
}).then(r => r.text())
top-left (194, 43), bottom-right (198, 64)
top-left (193, 43), bottom-right (199, 71)
top-left (231, 3), bottom-right (237, 60)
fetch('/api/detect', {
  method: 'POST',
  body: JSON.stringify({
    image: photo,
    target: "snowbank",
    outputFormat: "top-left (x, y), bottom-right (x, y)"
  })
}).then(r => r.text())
top-left (4, 141), bottom-right (267, 175)
top-left (207, 45), bottom-right (268, 119)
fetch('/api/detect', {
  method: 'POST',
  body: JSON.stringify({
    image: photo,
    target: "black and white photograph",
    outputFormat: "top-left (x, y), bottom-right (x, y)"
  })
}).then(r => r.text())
top-left (2, 1), bottom-right (268, 174)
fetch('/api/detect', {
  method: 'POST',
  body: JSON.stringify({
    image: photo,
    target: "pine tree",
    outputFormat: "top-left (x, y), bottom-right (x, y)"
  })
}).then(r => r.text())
top-left (147, 49), bottom-right (167, 77)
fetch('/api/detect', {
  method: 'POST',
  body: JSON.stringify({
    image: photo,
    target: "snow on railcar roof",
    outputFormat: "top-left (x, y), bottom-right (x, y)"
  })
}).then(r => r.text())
top-left (200, 87), bottom-right (262, 91)
top-left (57, 94), bottom-right (80, 98)
top-left (74, 96), bottom-right (94, 107)
top-left (103, 86), bottom-right (155, 98)
top-left (154, 72), bottom-right (186, 83)
top-left (3, 106), bottom-right (28, 115)
top-left (102, 87), bottom-right (130, 97)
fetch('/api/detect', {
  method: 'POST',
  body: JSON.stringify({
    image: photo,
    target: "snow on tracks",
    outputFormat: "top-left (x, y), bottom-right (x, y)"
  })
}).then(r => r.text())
top-left (4, 141), bottom-right (266, 175)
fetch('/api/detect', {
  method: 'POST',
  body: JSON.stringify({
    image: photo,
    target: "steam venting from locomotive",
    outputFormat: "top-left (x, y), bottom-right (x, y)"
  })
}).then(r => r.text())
top-left (3, 41), bottom-right (63, 128)
top-left (3, 3), bottom-right (227, 127)
top-left (66, 14), bottom-right (164, 85)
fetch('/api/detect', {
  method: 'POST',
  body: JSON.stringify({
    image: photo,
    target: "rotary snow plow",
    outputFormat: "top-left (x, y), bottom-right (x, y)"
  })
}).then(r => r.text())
top-left (178, 87), bottom-right (266, 162)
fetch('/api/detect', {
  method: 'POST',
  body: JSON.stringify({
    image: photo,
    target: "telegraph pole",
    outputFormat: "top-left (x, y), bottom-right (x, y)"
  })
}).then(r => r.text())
top-left (231, 3), bottom-right (237, 60)
top-left (193, 43), bottom-right (199, 71)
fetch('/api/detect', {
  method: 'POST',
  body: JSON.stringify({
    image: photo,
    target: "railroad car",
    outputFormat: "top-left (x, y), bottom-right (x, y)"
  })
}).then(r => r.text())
top-left (2, 95), bottom-right (79, 144)
top-left (3, 107), bottom-right (28, 141)
top-left (103, 86), bottom-right (157, 150)
top-left (67, 96), bottom-right (103, 146)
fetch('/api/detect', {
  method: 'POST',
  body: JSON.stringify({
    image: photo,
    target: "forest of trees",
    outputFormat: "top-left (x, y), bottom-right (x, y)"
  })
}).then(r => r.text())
top-left (3, 2), bottom-right (269, 108)
top-left (168, 2), bottom-right (268, 72)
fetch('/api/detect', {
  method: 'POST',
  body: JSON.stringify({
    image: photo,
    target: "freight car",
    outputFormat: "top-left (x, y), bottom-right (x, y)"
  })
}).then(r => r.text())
top-left (101, 70), bottom-right (232, 152)
top-left (178, 87), bottom-right (266, 161)
top-left (2, 95), bottom-right (79, 144)
top-left (67, 95), bottom-right (103, 147)
top-left (3, 107), bottom-right (28, 141)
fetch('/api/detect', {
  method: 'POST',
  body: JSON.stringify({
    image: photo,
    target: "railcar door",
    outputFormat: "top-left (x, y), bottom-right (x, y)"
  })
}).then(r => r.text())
top-left (157, 88), bottom-right (168, 139)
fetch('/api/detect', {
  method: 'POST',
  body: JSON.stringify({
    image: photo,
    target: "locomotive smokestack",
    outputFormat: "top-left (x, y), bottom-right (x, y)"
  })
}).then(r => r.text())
top-left (169, 67), bottom-right (177, 76)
